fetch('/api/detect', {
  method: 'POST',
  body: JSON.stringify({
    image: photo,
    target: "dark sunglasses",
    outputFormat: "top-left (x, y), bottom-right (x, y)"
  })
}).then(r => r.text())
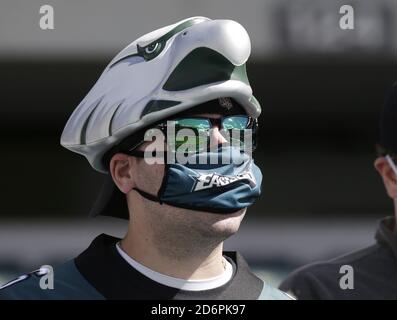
top-left (127, 115), bottom-right (257, 154)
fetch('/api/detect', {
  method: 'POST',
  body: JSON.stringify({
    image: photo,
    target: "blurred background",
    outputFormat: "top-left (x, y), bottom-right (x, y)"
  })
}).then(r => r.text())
top-left (1, 0), bottom-right (397, 287)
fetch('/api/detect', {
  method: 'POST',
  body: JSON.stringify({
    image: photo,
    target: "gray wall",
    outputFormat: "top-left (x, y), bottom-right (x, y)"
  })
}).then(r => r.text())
top-left (2, 0), bottom-right (397, 58)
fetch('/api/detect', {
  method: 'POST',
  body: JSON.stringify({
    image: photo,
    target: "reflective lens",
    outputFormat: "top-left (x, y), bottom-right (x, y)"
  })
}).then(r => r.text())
top-left (145, 116), bottom-right (256, 154)
top-left (172, 118), bottom-right (211, 152)
top-left (174, 118), bottom-right (212, 132)
top-left (222, 116), bottom-right (249, 130)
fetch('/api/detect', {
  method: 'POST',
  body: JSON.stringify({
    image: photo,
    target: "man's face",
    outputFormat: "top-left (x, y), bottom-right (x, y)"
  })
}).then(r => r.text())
top-left (127, 112), bottom-right (247, 241)
top-left (375, 155), bottom-right (397, 202)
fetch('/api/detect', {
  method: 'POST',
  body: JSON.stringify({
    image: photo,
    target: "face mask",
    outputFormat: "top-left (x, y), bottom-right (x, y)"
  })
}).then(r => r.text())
top-left (386, 155), bottom-right (397, 176)
top-left (131, 146), bottom-right (262, 214)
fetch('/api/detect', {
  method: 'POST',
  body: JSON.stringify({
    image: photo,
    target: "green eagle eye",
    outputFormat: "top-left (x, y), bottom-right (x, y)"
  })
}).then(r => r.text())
top-left (138, 41), bottom-right (164, 61)
top-left (145, 42), bottom-right (160, 54)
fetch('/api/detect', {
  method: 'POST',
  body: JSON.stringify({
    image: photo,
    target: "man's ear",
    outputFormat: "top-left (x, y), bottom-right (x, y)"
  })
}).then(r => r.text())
top-left (374, 157), bottom-right (397, 199)
top-left (109, 153), bottom-right (136, 194)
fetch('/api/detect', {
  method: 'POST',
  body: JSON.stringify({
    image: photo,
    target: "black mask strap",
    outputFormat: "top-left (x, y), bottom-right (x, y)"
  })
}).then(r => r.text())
top-left (127, 147), bottom-right (172, 205)
top-left (132, 187), bottom-right (163, 204)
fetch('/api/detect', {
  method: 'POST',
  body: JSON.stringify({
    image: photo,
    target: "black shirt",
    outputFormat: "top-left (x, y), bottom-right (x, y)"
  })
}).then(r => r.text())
top-left (279, 216), bottom-right (397, 300)
top-left (0, 234), bottom-right (292, 300)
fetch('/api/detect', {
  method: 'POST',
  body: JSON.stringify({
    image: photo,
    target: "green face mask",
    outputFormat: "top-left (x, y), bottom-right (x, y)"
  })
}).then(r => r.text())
top-left (128, 145), bottom-right (263, 214)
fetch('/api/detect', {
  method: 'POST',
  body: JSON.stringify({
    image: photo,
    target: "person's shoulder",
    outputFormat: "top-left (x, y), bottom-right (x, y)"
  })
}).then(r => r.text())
top-left (258, 283), bottom-right (296, 300)
top-left (279, 244), bottom-right (386, 299)
top-left (0, 260), bottom-right (104, 300)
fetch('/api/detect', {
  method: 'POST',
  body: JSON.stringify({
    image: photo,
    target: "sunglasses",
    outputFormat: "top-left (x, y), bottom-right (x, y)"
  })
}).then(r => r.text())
top-left (137, 115), bottom-right (258, 154)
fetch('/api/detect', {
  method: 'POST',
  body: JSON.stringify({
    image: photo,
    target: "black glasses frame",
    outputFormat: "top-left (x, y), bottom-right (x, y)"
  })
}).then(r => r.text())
top-left (154, 115), bottom-right (257, 134)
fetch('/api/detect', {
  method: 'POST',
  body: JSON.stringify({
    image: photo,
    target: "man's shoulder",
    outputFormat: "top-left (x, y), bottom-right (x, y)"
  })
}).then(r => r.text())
top-left (0, 260), bottom-right (104, 300)
top-left (258, 283), bottom-right (295, 300)
top-left (280, 244), bottom-right (394, 299)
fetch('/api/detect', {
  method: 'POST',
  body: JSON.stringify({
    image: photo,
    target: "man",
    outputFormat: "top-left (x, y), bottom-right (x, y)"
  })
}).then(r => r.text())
top-left (0, 17), bottom-right (291, 300)
top-left (280, 82), bottom-right (397, 300)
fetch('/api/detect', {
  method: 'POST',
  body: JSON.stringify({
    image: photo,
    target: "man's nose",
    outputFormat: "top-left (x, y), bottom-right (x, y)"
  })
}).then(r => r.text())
top-left (208, 127), bottom-right (228, 148)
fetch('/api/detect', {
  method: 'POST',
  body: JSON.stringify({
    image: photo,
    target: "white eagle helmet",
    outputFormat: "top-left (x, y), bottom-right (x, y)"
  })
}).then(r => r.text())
top-left (60, 16), bottom-right (261, 173)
